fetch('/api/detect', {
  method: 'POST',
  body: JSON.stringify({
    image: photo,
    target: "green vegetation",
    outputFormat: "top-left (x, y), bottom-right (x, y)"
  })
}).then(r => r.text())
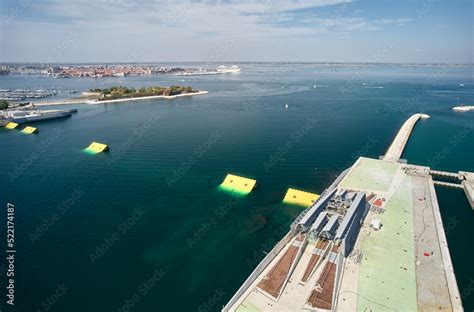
top-left (0, 100), bottom-right (9, 110)
top-left (90, 85), bottom-right (197, 101)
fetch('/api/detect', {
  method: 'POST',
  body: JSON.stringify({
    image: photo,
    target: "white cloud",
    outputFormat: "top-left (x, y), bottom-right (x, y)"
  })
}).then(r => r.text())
top-left (2, 0), bottom-right (467, 63)
top-left (2, 0), bottom-right (382, 45)
top-left (375, 18), bottom-right (413, 26)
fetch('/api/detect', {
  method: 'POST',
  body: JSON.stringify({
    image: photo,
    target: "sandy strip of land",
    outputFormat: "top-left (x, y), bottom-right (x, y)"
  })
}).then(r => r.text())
top-left (452, 105), bottom-right (474, 111)
top-left (87, 90), bottom-right (209, 104)
top-left (32, 90), bottom-right (209, 106)
top-left (30, 98), bottom-right (91, 106)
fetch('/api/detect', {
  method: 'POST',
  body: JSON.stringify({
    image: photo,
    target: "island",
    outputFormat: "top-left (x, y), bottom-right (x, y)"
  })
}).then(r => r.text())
top-left (86, 85), bottom-right (208, 104)
top-left (90, 85), bottom-right (197, 100)
top-left (29, 85), bottom-right (208, 106)
top-left (0, 100), bottom-right (9, 110)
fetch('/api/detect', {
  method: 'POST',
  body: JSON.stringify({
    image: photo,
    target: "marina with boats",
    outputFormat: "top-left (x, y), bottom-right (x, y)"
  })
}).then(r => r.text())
top-left (0, 89), bottom-right (58, 101)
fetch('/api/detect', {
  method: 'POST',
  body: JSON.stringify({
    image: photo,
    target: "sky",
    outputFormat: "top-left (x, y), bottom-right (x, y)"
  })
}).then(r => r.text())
top-left (0, 0), bottom-right (472, 63)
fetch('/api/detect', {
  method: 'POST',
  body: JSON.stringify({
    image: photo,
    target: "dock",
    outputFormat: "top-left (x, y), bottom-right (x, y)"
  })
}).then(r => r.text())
top-left (460, 172), bottom-right (474, 209)
top-left (383, 113), bottom-right (429, 162)
top-left (433, 180), bottom-right (464, 189)
top-left (224, 157), bottom-right (464, 311)
top-left (224, 113), bottom-right (468, 311)
top-left (429, 170), bottom-right (474, 209)
top-left (382, 117), bottom-right (474, 209)
top-left (430, 169), bottom-right (460, 179)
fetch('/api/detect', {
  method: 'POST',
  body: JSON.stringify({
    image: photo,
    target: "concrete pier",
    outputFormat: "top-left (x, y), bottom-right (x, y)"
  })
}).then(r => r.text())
top-left (429, 170), bottom-right (474, 209)
top-left (426, 176), bottom-right (463, 310)
top-left (383, 113), bottom-right (430, 162)
top-left (382, 114), bottom-right (471, 207)
top-left (460, 172), bottom-right (474, 209)
top-left (433, 180), bottom-right (463, 189)
top-left (224, 114), bottom-right (469, 312)
top-left (430, 170), bottom-right (460, 179)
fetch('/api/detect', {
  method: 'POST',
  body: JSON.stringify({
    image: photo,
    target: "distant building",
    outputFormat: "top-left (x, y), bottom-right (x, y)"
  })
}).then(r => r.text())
top-left (0, 66), bottom-right (11, 76)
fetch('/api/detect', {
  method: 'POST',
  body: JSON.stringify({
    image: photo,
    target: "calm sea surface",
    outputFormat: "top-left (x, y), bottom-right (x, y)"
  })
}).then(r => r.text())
top-left (0, 64), bottom-right (473, 311)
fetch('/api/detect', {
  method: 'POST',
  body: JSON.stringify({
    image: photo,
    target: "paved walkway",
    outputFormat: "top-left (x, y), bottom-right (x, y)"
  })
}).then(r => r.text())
top-left (357, 175), bottom-right (418, 311)
top-left (384, 113), bottom-right (429, 162)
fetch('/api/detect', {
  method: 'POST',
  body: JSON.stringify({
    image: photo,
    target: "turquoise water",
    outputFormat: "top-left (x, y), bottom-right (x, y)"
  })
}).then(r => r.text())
top-left (0, 64), bottom-right (473, 311)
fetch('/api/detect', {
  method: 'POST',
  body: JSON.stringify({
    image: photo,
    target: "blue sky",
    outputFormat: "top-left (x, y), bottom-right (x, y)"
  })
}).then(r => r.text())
top-left (0, 0), bottom-right (472, 63)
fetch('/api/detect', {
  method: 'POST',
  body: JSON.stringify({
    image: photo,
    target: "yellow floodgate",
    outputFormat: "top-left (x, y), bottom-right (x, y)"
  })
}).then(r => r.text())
top-left (5, 122), bottom-right (19, 129)
top-left (83, 141), bottom-right (109, 154)
top-left (219, 174), bottom-right (257, 195)
top-left (283, 188), bottom-right (319, 207)
top-left (21, 126), bottom-right (39, 134)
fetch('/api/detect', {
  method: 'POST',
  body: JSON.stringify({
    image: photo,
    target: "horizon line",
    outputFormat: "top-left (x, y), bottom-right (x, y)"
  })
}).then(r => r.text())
top-left (1, 61), bottom-right (473, 66)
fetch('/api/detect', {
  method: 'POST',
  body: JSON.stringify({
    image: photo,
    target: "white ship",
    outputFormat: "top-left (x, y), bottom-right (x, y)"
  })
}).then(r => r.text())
top-left (0, 109), bottom-right (72, 124)
top-left (217, 65), bottom-right (242, 73)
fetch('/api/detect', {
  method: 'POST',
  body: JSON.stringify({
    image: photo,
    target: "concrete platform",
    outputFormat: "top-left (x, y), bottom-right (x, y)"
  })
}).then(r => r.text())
top-left (224, 157), bottom-right (463, 311)
top-left (335, 160), bottom-right (462, 312)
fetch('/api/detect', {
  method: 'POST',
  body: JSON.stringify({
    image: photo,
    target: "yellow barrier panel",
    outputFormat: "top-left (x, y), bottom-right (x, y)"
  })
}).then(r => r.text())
top-left (83, 141), bottom-right (109, 154)
top-left (21, 126), bottom-right (39, 134)
top-left (219, 174), bottom-right (256, 195)
top-left (5, 122), bottom-right (19, 129)
top-left (283, 188), bottom-right (319, 207)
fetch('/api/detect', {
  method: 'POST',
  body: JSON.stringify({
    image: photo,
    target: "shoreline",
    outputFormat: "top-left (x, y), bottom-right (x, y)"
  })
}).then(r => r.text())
top-left (86, 90), bottom-right (208, 104)
top-left (31, 90), bottom-right (209, 106)
top-left (452, 105), bottom-right (474, 112)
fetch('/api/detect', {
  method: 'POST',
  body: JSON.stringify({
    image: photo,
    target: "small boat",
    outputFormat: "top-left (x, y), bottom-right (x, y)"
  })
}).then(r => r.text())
top-left (284, 104), bottom-right (289, 110)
